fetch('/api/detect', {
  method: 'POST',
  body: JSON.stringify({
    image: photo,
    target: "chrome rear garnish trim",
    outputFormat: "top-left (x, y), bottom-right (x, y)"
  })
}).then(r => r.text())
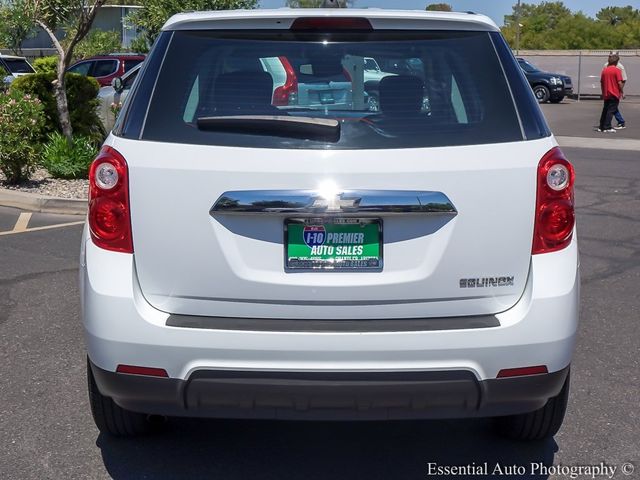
top-left (210, 190), bottom-right (457, 216)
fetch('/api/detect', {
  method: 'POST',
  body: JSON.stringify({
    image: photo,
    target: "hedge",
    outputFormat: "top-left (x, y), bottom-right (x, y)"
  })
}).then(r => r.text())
top-left (10, 72), bottom-right (105, 144)
top-left (32, 56), bottom-right (58, 74)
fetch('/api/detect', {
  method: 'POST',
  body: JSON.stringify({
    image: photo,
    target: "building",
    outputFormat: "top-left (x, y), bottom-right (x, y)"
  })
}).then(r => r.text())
top-left (20, 5), bottom-right (142, 50)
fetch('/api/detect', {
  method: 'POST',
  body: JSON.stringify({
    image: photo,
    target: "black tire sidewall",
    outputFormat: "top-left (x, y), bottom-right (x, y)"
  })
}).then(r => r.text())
top-left (534, 85), bottom-right (551, 103)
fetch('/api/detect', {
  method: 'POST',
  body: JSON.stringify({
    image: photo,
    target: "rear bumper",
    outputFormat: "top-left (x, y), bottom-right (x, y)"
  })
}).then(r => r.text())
top-left (90, 360), bottom-right (569, 420)
top-left (81, 215), bottom-right (579, 421)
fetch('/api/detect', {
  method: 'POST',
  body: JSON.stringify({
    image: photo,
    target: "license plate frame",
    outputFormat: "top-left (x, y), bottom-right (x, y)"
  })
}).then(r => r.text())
top-left (284, 217), bottom-right (383, 272)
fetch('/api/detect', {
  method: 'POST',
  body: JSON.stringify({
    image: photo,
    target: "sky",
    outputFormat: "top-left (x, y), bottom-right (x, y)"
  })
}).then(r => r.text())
top-left (258, 0), bottom-right (640, 26)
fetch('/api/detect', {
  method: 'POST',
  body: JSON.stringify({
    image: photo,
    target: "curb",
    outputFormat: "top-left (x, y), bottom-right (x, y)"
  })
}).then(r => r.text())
top-left (0, 187), bottom-right (87, 215)
top-left (556, 135), bottom-right (640, 151)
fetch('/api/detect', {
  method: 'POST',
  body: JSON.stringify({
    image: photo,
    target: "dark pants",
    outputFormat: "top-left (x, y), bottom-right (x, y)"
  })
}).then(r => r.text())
top-left (614, 108), bottom-right (625, 126)
top-left (599, 98), bottom-right (620, 130)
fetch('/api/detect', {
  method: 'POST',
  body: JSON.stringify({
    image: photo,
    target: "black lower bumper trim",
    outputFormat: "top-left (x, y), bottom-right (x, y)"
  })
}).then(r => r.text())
top-left (166, 314), bottom-right (500, 332)
top-left (89, 361), bottom-right (569, 421)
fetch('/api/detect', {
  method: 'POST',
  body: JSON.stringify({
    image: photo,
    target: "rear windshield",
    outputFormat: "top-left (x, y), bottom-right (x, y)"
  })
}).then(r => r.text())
top-left (3, 58), bottom-right (34, 74)
top-left (140, 30), bottom-right (524, 149)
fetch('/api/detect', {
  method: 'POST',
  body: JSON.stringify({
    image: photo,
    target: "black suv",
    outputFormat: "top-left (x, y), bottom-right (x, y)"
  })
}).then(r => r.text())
top-left (517, 58), bottom-right (573, 103)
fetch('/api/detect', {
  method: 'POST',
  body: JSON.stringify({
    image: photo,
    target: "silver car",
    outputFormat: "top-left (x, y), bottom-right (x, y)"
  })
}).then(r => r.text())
top-left (96, 62), bottom-right (143, 132)
top-left (1, 54), bottom-right (35, 85)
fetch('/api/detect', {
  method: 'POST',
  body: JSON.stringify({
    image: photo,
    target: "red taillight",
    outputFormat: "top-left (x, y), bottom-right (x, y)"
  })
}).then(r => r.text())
top-left (532, 147), bottom-right (575, 255)
top-left (116, 364), bottom-right (169, 377)
top-left (497, 365), bottom-right (548, 378)
top-left (88, 146), bottom-right (133, 253)
top-left (290, 17), bottom-right (373, 31)
top-left (272, 56), bottom-right (298, 106)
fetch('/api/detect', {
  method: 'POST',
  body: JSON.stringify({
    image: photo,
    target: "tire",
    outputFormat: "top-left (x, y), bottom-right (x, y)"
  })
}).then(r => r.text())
top-left (494, 370), bottom-right (570, 441)
top-left (533, 85), bottom-right (551, 103)
top-left (87, 359), bottom-right (154, 437)
top-left (549, 96), bottom-right (564, 104)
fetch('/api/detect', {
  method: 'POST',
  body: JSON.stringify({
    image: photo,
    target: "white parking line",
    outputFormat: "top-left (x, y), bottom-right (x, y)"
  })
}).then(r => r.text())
top-left (0, 219), bottom-right (85, 236)
top-left (12, 212), bottom-right (32, 232)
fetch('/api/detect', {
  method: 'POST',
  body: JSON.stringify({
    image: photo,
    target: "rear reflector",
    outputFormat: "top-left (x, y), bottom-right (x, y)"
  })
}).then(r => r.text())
top-left (497, 366), bottom-right (549, 378)
top-left (116, 365), bottom-right (169, 377)
top-left (291, 17), bottom-right (373, 31)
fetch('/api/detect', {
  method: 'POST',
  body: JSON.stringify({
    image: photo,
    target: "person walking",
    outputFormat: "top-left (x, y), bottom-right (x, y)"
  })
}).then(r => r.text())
top-left (603, 51), bottom-right (627, 129)
top-left (597, 54), bottom-right (624, 133)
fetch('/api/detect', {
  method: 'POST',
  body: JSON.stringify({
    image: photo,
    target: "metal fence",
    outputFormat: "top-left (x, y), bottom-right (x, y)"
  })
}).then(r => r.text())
top-left (5, 48), bottom-right (639, 97)
top-left (515, 50), bottom-right (640, 97)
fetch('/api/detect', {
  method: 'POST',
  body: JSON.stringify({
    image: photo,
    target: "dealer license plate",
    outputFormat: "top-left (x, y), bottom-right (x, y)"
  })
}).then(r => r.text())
top-left (285, 218), bottom-right (382, 271)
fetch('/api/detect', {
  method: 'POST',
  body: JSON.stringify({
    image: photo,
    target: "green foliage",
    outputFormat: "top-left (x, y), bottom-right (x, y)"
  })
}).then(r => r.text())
top-left (24, 0), bottom-right (108, 141)
top-left (42, 131), bottom-right (98, 179)
top-left (0, 0), bottom-right (35, 54)
top-left (129, 35), bottom-right (150, 54)
top-left (129, 0), bottom-right (258, 44)
top-left (32, 56), bottom-right (59, 74)
top-left (0, 90), bottom-right (46, 184)
top-left (285, 0), bottom-right (352, 6)
top-left (596, 6), bottom-right (640, 26)
top-left (502, 2), bottom-right (640, 50)
top-left (10, 72), bottom-right (105, 144)
top-left (69, 29), bottom-right (122, 62)
top-left (426, 3), bottom-right (452, 12)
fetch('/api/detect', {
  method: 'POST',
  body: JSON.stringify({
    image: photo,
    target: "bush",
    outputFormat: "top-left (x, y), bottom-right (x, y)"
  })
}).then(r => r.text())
top-left (10, 72), bottom-right (105, 144)
top-left (0, 90), bottom-right (46, 184)
top-left (32, 56), bottom-right (58, 74)
top-left (42, 132), bottom-right (98, 179)
top-left (71, 29), bottom-right (122, 61)
top-left (129, 35), bottom-right (150, 55)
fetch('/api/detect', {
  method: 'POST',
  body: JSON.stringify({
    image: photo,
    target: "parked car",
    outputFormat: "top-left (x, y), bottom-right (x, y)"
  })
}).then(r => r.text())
top-left (67, 53), bottom-right (145, 87)
top-left (96, 62), bottom-right (143, 132)
top-left (1, 54), bottom-right (35, 85)
top-left (262, 55), bottom-right (355, 110)
top-left (262, 55), bottom-right (418, 112)
top-left (517, 58), bottom-right (573, 103)
top-left (83, 9), bottom-right (578, 441)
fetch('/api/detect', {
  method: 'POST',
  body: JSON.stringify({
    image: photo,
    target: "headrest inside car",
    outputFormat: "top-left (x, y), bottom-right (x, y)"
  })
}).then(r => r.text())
top-left (379, 75), bottom-right (424, 115)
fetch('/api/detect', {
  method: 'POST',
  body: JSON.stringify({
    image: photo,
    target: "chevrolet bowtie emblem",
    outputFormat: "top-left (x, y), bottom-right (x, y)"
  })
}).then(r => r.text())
top-left (311, 192), bottom-right (361, 212)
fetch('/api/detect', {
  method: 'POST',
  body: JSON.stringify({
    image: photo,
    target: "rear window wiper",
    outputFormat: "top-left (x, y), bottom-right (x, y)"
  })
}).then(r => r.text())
top-left (196, 115), bottom-right (340, 143)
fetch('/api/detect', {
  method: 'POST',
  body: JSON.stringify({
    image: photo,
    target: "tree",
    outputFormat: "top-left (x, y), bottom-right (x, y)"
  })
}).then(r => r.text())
top-left (22, 0), bottom-right (107, 142)
top-left (501, 2), bottom-right (640, 50)
top-left (426, 3), bottom-right (452, 11)
top-left (286, 0), bottom-right (352, 6)
top-left (129, 0), bottom-right (258, 47)
top-left (67, 28), bottom-right (122, 62)
top-left (0, 0), bottom-right (36, 54)
top-left (596, 6), bottom-right (639, 26)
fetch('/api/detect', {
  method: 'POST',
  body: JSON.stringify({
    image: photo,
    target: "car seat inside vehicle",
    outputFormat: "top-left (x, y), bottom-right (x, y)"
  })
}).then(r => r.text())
top-left (378, 75), bottom-right (425, 117)
top-left (209, 71), bottom-right (281, 116)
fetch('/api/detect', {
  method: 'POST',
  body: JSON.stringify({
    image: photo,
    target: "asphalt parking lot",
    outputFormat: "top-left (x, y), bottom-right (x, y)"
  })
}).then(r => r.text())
top-left (1, 102), bottom-right (639, 479)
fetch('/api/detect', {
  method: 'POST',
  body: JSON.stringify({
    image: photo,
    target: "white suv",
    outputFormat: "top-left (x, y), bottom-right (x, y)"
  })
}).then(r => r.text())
top-left (81, 9), bottom-right (579, 440)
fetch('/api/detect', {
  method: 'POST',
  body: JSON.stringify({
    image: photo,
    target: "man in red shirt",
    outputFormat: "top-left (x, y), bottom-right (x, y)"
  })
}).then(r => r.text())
top-left (597, 54), bottom-right (625, 133)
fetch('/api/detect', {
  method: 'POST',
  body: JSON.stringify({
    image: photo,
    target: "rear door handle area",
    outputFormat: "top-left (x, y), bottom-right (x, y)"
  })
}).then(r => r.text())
top-left (210, 190), bottom-right (457, 216)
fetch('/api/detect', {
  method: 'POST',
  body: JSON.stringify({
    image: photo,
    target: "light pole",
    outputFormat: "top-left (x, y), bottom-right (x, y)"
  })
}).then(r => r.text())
top-left (515, 0), bottom-right (522, 55)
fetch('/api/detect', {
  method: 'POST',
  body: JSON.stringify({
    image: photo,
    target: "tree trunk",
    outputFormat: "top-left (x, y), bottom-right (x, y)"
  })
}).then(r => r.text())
top-left (54, 54), bottom-right (73, 143)
top-left (36, 20), bottom-right (74, 143)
